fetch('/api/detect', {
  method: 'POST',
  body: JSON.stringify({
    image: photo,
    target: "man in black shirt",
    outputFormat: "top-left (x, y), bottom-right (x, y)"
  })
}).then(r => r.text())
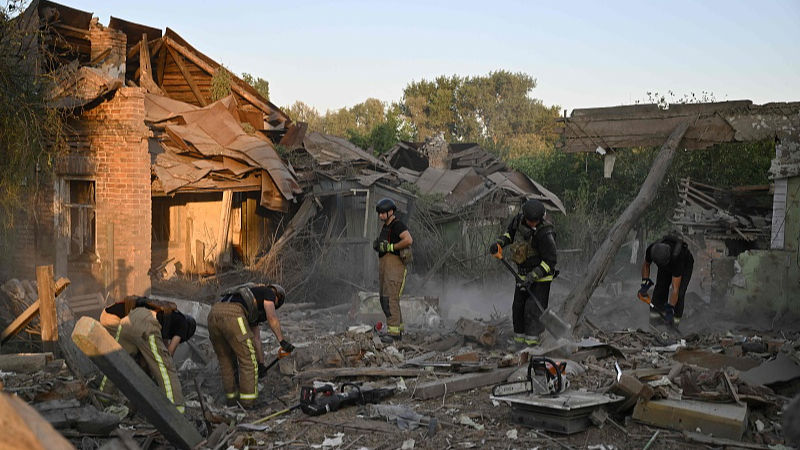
top-left (207, 284), bottom-right (294, 407)
top-left (640, 235), bottom-right (694, 326)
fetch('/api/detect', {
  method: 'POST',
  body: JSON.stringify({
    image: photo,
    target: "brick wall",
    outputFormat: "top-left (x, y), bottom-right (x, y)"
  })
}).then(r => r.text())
top-left (89, 17), bottom-right (126, 81)
top-left (81, 87), bottom-right (151, 298)
top-left (7, 180), bottom-right (56, 280)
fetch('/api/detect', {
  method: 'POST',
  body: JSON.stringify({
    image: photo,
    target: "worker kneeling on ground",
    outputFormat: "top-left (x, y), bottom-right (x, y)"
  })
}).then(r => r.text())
top-left (208, 283), bottom-right (294, 408)
top-left (98, 295), bottom-right (196, 413)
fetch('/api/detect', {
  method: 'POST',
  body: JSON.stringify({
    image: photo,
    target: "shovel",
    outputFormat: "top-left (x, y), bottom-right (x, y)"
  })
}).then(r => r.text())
top-left (497, 256), bottom-right (572, 339)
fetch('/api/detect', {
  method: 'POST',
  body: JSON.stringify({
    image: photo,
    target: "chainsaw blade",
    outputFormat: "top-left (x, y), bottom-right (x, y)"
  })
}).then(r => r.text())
top-left (492, 376), bottom-right (554, 396)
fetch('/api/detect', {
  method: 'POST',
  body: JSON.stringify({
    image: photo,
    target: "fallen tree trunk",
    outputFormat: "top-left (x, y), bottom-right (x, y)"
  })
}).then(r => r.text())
top-left (556, 122), bottom-right (689, 337)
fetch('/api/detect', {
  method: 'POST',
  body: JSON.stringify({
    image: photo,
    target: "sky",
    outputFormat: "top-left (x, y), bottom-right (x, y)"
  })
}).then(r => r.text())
top-left (56, 0), bottom-right (799, 115)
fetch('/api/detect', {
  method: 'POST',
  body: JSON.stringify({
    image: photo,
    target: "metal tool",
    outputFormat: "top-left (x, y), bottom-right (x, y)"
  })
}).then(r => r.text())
top-left (493, 356), bottom-right (569, 396)
top-left (260, 347), bottom-right (290, 376)
top-left (637, 292), bottom-right (682, 334)
top-left (497, 256), bottom-right (572, 339)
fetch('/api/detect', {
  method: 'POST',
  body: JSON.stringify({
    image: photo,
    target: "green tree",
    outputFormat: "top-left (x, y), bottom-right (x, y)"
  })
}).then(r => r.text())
top-left (241, 72), bottom-right (270, 100)
top-left (284, 100), bottom-right (322, 129)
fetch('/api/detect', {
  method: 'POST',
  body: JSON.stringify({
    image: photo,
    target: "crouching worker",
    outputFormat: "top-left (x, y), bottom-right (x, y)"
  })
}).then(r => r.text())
top-left (208, 283), bottom-right (294, 408)
top-left (98, 296), bottom-right (196, 413)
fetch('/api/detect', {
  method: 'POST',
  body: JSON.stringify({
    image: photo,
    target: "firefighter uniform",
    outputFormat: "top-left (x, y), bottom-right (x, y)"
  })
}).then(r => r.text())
top-left (376, 214), bottom-right (411, 340)
top-left (98, 296), bottom-right (195, 411)
top-left (118, 307), bottom-right (186, 412)
top-left (208, 285), bottom-right (287, 407)
top-left (492, 200), bottom-right (558, 345)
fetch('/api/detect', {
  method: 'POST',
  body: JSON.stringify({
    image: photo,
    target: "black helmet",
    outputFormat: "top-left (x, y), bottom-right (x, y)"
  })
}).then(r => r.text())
top-left (376, 198), bottom-right (397, 214)
top-left (185, 314), bottom-right (197, 341)
top-left (651, 243), bottom-right (671, 266)
top-left (521, 199), bottom-right (545, 222)
top-left (269, 283), bottom-right (286, 309)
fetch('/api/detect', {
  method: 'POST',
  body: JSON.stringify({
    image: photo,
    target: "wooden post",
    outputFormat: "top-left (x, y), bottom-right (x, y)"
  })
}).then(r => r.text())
top-left (37, 265), bottom-right (58, 357)
top-left (554, 123), bottom-right (690, 340)
top-left (71, 317), bottom-right (202, 450)
top-left (0, 392), bottom-right (75, 450)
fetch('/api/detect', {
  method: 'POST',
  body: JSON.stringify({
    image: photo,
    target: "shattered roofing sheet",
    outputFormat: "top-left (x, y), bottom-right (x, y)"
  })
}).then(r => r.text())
top-left (487, 172), bottom-right (567, 215)
top-left (49, 66), bottom-right (123, 109)
top-left (417, 167), bottom-right (486, 205)
top-left (146, 94), bottom-right (301, 210)
top-left (303, 132), bottom-right (393, 171)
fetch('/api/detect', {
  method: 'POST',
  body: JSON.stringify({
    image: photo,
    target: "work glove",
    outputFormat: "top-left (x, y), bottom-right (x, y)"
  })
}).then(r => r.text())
top-left (531, 266), bottom-right (546, 281)
top-left (258, 362), bottom-right (269, 378)
top-left (489, 242), bottom-right (503, 259)
top-left (280, 339), bottom-right (295, 354)
top-left (372, 239), bottom-right (380, 252)
top-left (639, 278), bottom-right (654, 295)
top-left (377, 240), bottom-right (394, 253)
top-left (663, 304), bottom-right (675, 325)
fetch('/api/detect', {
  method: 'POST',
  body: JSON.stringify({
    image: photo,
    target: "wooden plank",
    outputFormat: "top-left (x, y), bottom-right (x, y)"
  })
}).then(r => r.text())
top-left (0, 354), bottom-right (48, 373)
top-left (138, 33), bottom-right (165, 96)
top-left (37, 266), bottom-right (58, 356)
top-left (57, 295), bottom-right (97, 379)
top-left (71, 317), bottom-right (202, 450)
top-left (165, 43), bottom-right (206, 106)
top-left (1, 300), bottom-right (41, 344)
top-left (0, 392), bottom-right (74, 450)
top-left (412, 368), bottom-right (516, 400)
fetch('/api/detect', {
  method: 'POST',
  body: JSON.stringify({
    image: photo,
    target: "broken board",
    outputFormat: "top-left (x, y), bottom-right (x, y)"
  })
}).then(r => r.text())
top-left (633, 398), bottom-right (747, 441)
top-left (490, 390), bottom-right (624, 434)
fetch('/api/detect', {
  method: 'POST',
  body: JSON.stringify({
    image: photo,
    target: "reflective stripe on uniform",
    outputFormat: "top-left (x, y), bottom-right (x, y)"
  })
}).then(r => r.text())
top-left (237, 317), bottom-right (259, 400)
top-left (99, 324), bottom-right (124, 392)
top-left (399, 268), bottom-right (407, 296)
top-left (539, 261), bottom-right (551, 274)
top-left (149, 334), bottom-right (175, 405)
top-left (388, 325), bottom-right (402, 335)
top-left (176, 405), bottom-right (185, 413)
top-left (226, 392), bottom-right (239, 399)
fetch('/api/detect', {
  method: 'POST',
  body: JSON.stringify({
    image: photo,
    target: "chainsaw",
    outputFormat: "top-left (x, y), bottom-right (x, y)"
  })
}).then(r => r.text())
top-left (492, 356), bottom-right (569, 396)
top-left (300, 383), bottom-right (396, 416)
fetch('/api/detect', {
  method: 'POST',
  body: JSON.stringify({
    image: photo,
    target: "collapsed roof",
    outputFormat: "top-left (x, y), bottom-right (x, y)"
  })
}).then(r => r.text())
top-left (382, 138), bottom-right (565, 217)
top-left (27, 0), bottom-right (301, 211)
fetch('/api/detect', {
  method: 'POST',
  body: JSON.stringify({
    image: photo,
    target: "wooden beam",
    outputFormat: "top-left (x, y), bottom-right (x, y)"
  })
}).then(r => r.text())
top-left (1, 300), bottom-right (40, 345)
top-left (71, 317), bottom-right (203, 450)
top-left (554, 123), bottom-right (690, 338)
top-left (36, 266), bottom-right (58, 357)
top-left (161, 35), bottom-right (279, 117)
top-left (154, 42), bottom-right (168, 87)
top-left (0, 354), bottom-right (49, 373)
top-left (412, 368), bottom-right (516, 400)
top-left (165, 43), bottom-right (206, 106)
top-left (138, 34), bottom-right (164, 96)
top-left (0, 392), bottom-right (74, 450)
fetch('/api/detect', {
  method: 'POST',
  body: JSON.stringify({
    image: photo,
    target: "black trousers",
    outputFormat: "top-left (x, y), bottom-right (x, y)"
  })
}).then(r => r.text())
top-left (512, 281), bottom-right (551, 336)
top-left (652, 258), bottom-right (694, 318)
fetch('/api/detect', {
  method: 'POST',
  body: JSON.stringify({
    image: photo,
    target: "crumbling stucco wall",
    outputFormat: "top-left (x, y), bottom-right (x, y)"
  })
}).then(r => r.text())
top-left (728, 175), bottom-right (800, 314)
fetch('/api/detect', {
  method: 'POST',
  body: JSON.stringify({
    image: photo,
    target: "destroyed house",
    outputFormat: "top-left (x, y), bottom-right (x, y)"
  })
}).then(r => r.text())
top-left (8, 1), bottom-right (302, 305)
top-left (380, 137), bottom-right (565, 258)
top-left (558, 100), bottom-right (800, 314)
top-left (278, 125), bottom-right (416, 288)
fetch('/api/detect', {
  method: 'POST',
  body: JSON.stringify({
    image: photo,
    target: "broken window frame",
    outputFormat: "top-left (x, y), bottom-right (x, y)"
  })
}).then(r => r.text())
top-left (63, 178), bottom-right (97, 258)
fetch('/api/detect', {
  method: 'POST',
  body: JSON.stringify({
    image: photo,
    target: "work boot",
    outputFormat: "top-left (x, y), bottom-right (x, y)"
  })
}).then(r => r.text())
top-left (512, 334), bottom-right (526, 349)
top-left (524, 335), bottom-right (539, 346)
top-left (381, 334), bottom-right (401, 344)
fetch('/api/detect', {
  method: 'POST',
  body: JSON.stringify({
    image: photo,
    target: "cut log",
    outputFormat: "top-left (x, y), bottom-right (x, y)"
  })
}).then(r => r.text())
top-left (0, 353), bottom-right (48, 373)
top-left (412, 368), bottom-right (516, 400)
top-left (0, 392), bottom-right (74, 450)
top-left (71, 317), bottom-right (202, 450)
top-left (454, 317), bottom-right (496, 347)
top-left (556, 123), bottom-right (690, 337)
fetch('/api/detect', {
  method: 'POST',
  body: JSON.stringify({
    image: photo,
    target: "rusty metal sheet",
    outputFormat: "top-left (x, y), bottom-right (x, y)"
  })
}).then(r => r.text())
top-left (144, 93), bottom-right (198, 122)
top-left (487, 172), bottom-right (566, 215)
